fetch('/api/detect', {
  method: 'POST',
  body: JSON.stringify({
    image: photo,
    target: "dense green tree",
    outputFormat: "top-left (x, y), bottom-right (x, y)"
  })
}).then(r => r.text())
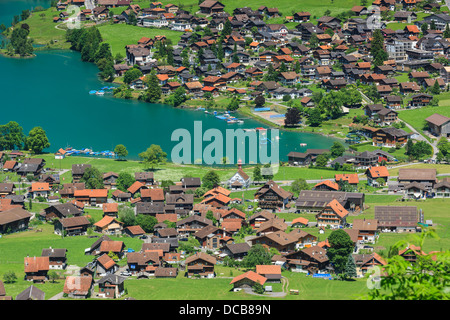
top-left (330, 141), bottom-right (345, 158)
top-left (284, 107), bottom-right (301, 127)
top-left (114, 144), bottom-right (128, 160)
top-left (315, 154), bottom-right (329, 167)
top-left (254, 95), bottom-right (265, 107)
top-left (0, 121), bottom-right (25, 151)
top-left (241, 244), bottom-right (272, 268)
top-left (138, 144), bottom-right (167, 170)
top-left (10, 26), bottom-right (33, 56)
top-left (430, 79), bottom-right (441, 95)
top-left (118, 205), bottom-right (137, 227)
top-left (227, 97), bottom-right (240, 111)
top-left (327, 229), bottom-right (354, 275)
top-left (167, 86), bottom-right (187, 107)
top-left (26, 126), bottom-right (50, 154)
top-left (253, 164), bottom-right (263, 182)
top-left (116, 172), bottom-right (135, 192)
top-left (307, 108), bottom-right (322, 127)
top-left (202, 170), bottom-right (220, 190)
top-left (123, 68), bottom-right (143, 84)
top-left (371, 29), bottom-right (388, 67)
top-left (136, 214), bottom-right (158, 233)
top-left (290, 178), bottom-right (309, 195)
top-left (80, 167), bottom-right (104, 189)
top-left (344, 254), bottom-right (357, 280)
top-left (143, 73), bottom-right (161, 103)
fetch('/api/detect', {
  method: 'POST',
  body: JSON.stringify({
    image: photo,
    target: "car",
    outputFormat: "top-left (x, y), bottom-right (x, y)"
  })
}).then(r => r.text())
top-left (140, 235), bottom-right (147, 239)
top-left (247, 205), bottom-right (253, 210)
top-left (120, 271), bottom-right (132, 276)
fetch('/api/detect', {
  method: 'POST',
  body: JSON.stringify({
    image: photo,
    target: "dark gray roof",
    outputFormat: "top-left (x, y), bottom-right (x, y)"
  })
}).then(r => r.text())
top-left (15, 285), bottom-right (45, 300)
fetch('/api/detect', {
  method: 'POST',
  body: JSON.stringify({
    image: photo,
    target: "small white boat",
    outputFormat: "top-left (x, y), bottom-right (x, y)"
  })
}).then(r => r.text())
top-left (300, 143), bottom-right (307, 147)
top-left (96, 91), bottom-right (105, 96)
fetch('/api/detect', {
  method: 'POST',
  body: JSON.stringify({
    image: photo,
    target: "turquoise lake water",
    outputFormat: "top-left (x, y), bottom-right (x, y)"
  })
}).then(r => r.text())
top-left (0, 1), bottom-right (340, 162)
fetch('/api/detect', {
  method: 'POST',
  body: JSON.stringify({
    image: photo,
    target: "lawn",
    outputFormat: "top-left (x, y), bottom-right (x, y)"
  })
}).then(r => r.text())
top-left (17, 7), bottom-right (70, 49)
top-left (397, 105), bottom-right (450, 141)
top-left (351, 142), bottom-right (408, 161)
top-left (387, 163), bottom-right (450, 176)
top-left (97, 23), bottom-right (183, 56)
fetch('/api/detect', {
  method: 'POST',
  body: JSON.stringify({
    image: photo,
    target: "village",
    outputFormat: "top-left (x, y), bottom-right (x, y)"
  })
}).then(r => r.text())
top-left (0, 0), bottom-right (449, 301)
top-left (0, 144), bottom-right (448, 300)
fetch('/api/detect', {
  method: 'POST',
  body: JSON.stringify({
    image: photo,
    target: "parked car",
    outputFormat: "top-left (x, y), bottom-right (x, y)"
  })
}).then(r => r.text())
top-left (120, 271), bottom-right (132, 276)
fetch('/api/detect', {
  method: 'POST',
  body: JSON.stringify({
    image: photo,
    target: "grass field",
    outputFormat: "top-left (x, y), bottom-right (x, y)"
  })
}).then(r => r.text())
top-left (397, 105), bottom-right (450, 140)
top-left (97, 23), bottom-right (183, 56)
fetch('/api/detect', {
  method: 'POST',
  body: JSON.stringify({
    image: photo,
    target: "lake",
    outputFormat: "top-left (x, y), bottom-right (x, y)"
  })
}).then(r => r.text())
top-left (0, 1), bottom-right (340, 163)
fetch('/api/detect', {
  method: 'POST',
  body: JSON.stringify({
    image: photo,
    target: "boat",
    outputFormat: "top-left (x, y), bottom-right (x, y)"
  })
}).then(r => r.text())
top-left (96, 90), bottom-right (105, 96)
top-left (300, 143), bottom-right (307, 147)
top-left (256, 127), bottom-right (266, 131)
top-left (89, 90), bottom-right (97, 95)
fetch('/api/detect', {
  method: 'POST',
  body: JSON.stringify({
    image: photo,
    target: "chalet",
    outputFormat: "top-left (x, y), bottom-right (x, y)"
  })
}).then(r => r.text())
top-left (385, 95), bottom-right (402, 109)
top-left (296, 190), bottom-right (365, 213)
top-left (398, 168), bottom-right (436, 186)
top-left (141, 188), bottom-right (165, 203)
top-left (287, 149), bottom-right (328, 166)
top-left (372, 127), bottom-right (409, 148)
top-left (254, 181), bottom-right (292, 210)
top-left (227, 166), bottom-right (251, 189)
top-left (293, 11), bottom-right (311, 22)
top-left (0, 183), bottom-right (15, 197)
top-left (199, 0), bottom-right (225, 14)
top-left (54, 216), bottom-right (90, 236)
top-left (97, 274), bottom-right (125, 298)
top-left (72, 164), bottom-right (91, 183)
top-left (111, 190), bottom-right (131, 202)
top-left (255, 218), bottom-right (288, 236)
top-left (200, 192), bottom-right (230, 208)
top-left (315, 199), bottom-right (349, 229)
top-left (176, 215), bottom-right (213, 237)
top-left (165, 193), bottom-right (194, 216)
top-left (123, 225), bottom-right (146, 238)
top-left (41, 203), bottom-right (83, 221)
top-left (41, 248), bottom-right (67, 270)
top-left (94, 216), bottom-right (124, 235)
top-left (425, 113), bottom-right (450, 137)
top-left (247, 210), bottom-right (276, 228)
top-left (313, 180), bottom-right (340, 192)
top-left (353, 253), bottom-right (386, 277)
top-left (221, 242), bottom-right (251, 260)
top-left (29, 182), bottom-right (50, 200)
top-left (15, 285), bottom-right (45, 300)
top-left (134, 172), bottom-right (154, 185)
top-left (366, 166), bottom-right (390, 186)
top-left (230, 271), bottom-right (267, 289)
top-left (249, 230), bottom-right (298, 253)
top-left (256, 265), bottom-right (282, 283)
top-left (63, 275), bottom-right (93, 299)
top-left (127, 251), bottom-right (160, 275)
top-left (409, 93), bottom-right (433, 108)
top-left (103, 172), bottom-right (118, 189)
top-left (286, 245), bottom-right (330, 274)
top-left (101, 203), bottom-right (118, 218)
top-left (0, 207), bottom-right (32, 234)
top-left (185, 252), bottom-right (216, 278)
top-left (194, 225), bottom-right (232, 250)
top-left (74, 189), bottom-right (108, 206)
top-left (24, 256), bottom-right (49, 282)
top-left (2, 160), bottom-right (18, 172)
top-left (399, 82), bottom-right (421, 95)
top-left (60, 182), bottom-right (85, 199)
top-left (39, 174), bottom-right (60, 187)
top-left (127, 181), bottom-right (147, 197)
top-left (374, 206), bottom-right (419, 233)
top-left (335, 173), bottom-right (359, 186)
top-left (376, 108), bottom-right (398, 126)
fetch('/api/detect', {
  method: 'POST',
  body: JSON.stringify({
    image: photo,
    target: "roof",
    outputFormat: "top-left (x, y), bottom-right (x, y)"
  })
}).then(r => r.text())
top-left (102, 203), bottom-right (119, 213)
top-left (99, 240), bottom-right (124, 253)
top-left (31, 182), bottom-right (50, 192)
top-left (314, 180), bottom-right (339, 191)
top-left (398, 168), bottom-right (436, 181)
top-left (366, 166), bottom-right (390, 178)
top-left (425, 113), bottom-right (450, 127)
top-left (0, 207), bottom-right (32, 226)
top-left (15, 285), bottom-right (45, 300)
top-left (230, 270), bottom-right (266, 285)
top-left (256, 264), bottom-right (281, 275)
top-left (292, 217), bottom-right (309, 225)
top-left (74, 189), bottom-right (108, 198)
top-left (125, 225), bottom-right (146, 235)
top-left (141, 188), bottom-right (165, 201)
top-left (335, 173), bottom-right (359, 185)
top-left (63, 276), bottom-right (92, 295)
top-left (325, 199), bottom-right (348, 219)
top-left (94, 216), bottom-right (123, 229)
top-left (374, 206), bottom-right (418, 228)
top-left (352, 219), bottom-right (378, 231)
top-left (97, 254), bottom-right (117, 270)
top-left (185, 252), bottom-right (216, 265)
top-left (24, 256), bottom-right (49, 273)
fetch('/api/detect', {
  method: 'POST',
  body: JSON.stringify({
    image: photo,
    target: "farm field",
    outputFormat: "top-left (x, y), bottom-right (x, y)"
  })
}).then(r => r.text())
top-left (397, 105), bottom-right (450, 140)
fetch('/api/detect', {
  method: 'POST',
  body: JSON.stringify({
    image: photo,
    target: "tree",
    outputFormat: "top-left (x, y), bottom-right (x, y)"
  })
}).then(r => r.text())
top-left (0, 121), bottom-right (25, 151)
top-left (136, 214), bottom-right (158, 233)
top-left (3, 270), bottom-right (17, 283)
top-left (227, 97), bottom-right (240, 111)
top-left (118, 205), bottom-right (136, 227)
top-left (254, 95), bottom-right (265, 107)
top-left (114, 144), bottom-right (128, 160)
top-left (80, 167), bottom-right (104, 189)
top-left (262, 163), bottom-right (274, 180)
top-left (123, 68), bottom-right (142, 84)
top-left (116, 172), bottom-right (135, 192)
top-left (48, 270), bottom-right (59, 283)
top-left (284, 107), bottom-right (301, 127)
top-left (241, 244), bottom-right (272, 268)
top-left (430, 79), bottom-right (441, 95)
top-left (143, 73), bottom-right (161, 103)
top-left (327, 229), bottom-right (354, 275)
top-left (315, 154), bottom-right (329, 167)
top-left (371, 29), bottom-right (388, 67)
top-left (253, 164), bottom-right (263, 182)
top-left (290, 178), bottom-right (309, 195)
top-left (365, 229), bottom-right (449, 300)
top-left (138, 144), bottom-right (167, 170)
top-left (26, 126), bottom-right (50, 154)
top-left (330, 141), bottom-right (345, 158)
top-left (307, 108), bottom-right (322, 127)
top-left (202, 170), bottom-right (220, 189)
top-left (344, 254), bottom-right (357, 280)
